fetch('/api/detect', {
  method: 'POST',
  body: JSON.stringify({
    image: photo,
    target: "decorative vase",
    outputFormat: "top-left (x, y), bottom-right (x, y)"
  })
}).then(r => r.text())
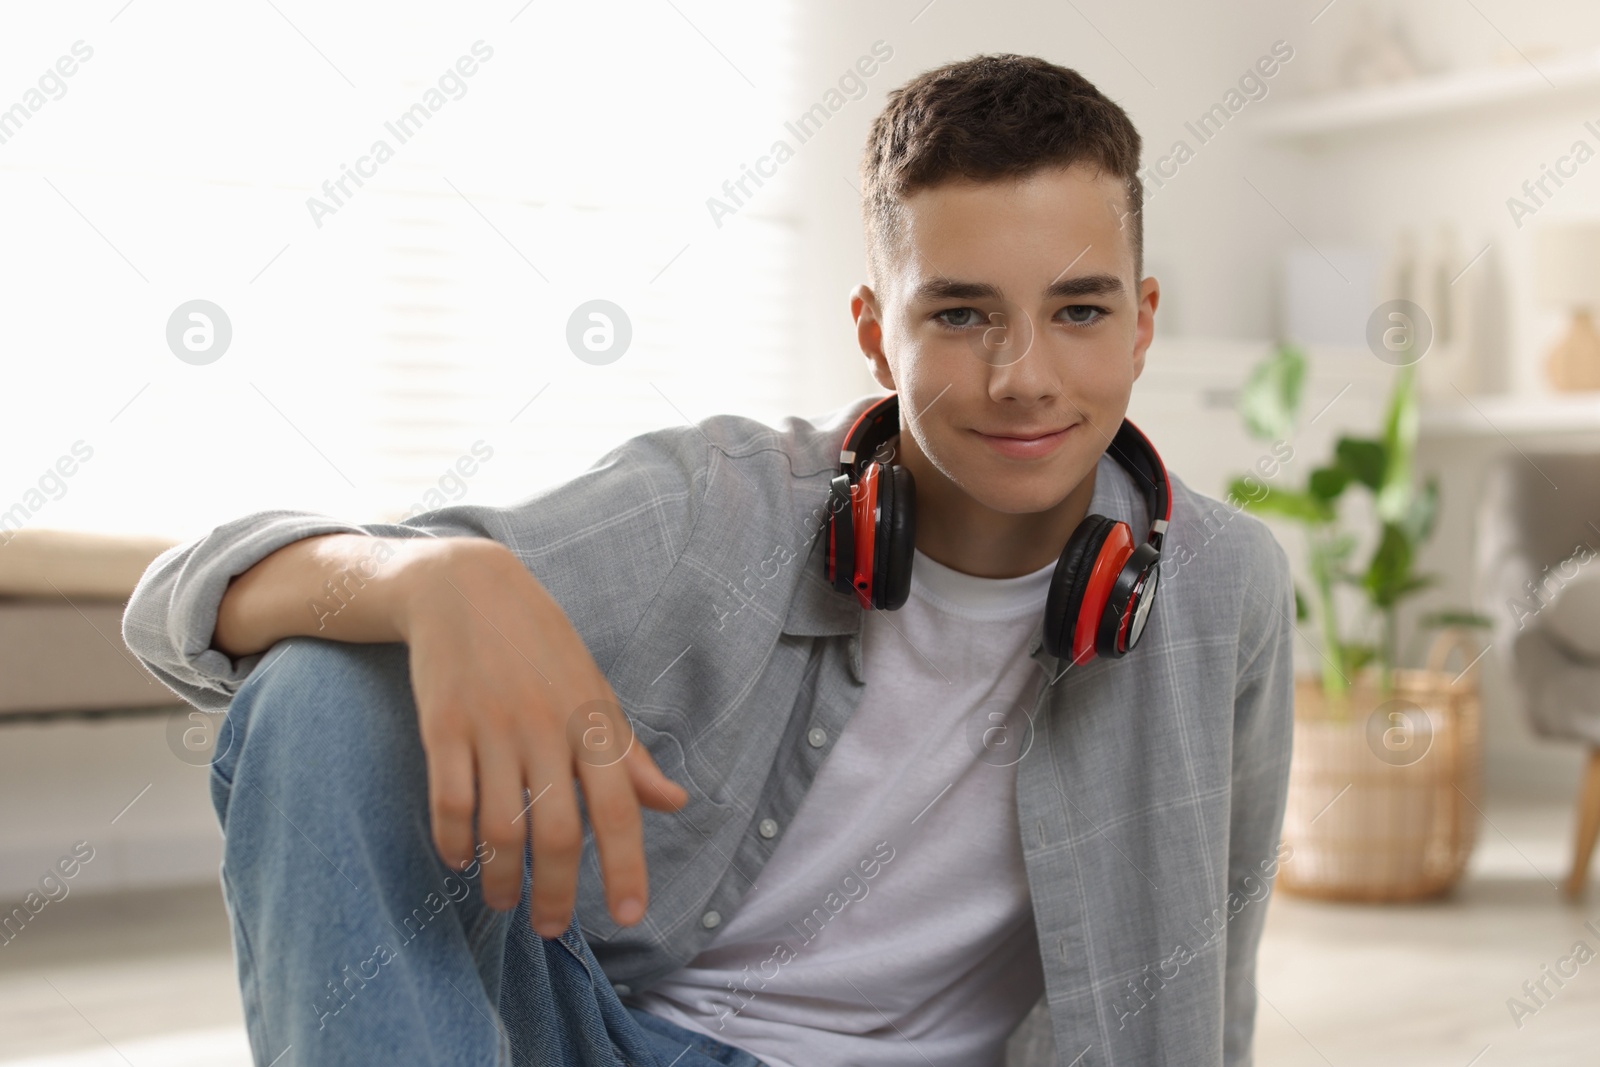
top-left (1545, 309), bottom-right (1600, 392)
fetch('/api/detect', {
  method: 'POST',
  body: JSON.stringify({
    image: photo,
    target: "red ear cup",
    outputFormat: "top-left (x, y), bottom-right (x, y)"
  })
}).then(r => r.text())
top-left (822, 461), bottom-right (884, 608)
top-left (825, 459), bottom-right (916, 610)
top-left (851, 463), bottom-right (881, 607)
top-left (1075, 521), bottom-right (1137, 663)
top-left (1044, 514), bottom-right (1139, 664)
top-left (1045, 514), bottom-right (1112, 663)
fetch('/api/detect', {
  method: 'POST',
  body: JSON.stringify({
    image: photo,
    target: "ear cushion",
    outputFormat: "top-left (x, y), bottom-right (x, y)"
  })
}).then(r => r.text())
top-left (827, 473), bottom-right (856, 595)
top-left (868, 461), bottom-right (889, 606)
top-left (880, 464), bottom-right (916, 610)
top-left (1044, 513), bottom-right (1116, 660)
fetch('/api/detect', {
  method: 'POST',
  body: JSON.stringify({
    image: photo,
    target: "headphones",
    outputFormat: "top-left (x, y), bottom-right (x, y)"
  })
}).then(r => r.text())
top-left (823, 392), bottom-right (1172, 666)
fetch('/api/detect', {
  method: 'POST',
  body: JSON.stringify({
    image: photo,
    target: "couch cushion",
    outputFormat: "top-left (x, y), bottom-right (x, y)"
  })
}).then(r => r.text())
top-left (1513, 627), bottom-right (1600, 745)
top-left (1543, 564), bottom-right (1600, 661)
top-left (0, 528), bottom-right (179, 600)
top-left (0, 598), bottom-right (175, 715)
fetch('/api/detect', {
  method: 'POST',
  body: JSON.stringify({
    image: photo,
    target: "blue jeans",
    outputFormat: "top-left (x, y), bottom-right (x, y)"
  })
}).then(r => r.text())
top-left (209, 637), bottom-right (768, 1067)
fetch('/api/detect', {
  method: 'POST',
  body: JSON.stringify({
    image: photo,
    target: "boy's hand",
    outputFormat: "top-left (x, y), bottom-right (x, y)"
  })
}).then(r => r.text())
top-left (212, 532), bottom-right (684, 935)
top-left (400, 543), bottom-right (688, 934)
top-left (395, 538), bottom-right (688, 937)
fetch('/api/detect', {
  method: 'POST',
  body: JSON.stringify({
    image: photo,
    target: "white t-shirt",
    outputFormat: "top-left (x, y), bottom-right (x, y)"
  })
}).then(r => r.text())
top-left (628, 547), bottom-right (1052, 1067)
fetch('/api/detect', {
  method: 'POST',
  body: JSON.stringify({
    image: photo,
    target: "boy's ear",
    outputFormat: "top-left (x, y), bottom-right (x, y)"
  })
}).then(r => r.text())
top-left (1131, 275), bottom-right (1160, 383)
top-left (850, 284), bottom-right (895, 391)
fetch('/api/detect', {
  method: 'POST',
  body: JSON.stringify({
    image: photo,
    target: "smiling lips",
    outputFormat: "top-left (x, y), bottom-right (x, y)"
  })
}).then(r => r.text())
top-left (973, 424), bottom-right (1078, 459)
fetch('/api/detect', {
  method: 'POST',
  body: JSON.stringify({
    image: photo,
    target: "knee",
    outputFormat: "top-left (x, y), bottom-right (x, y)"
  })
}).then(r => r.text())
top-left (214, 638), bottom-right (420, 818)
top-left (233, 636), bottom-right (413, 727)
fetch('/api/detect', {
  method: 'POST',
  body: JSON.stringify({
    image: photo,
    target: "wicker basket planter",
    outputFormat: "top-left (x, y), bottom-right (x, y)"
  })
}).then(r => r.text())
top-left (1277, 629), bottom-right (1483, 902)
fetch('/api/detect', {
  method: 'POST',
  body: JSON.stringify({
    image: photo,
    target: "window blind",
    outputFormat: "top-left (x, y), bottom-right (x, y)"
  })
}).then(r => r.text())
top-left (0, 1), bottom-right (800, 540)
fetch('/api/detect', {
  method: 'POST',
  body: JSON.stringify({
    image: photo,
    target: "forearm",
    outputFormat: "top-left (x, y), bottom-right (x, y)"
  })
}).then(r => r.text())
top-left (213, 533), bottom-right (452, 656)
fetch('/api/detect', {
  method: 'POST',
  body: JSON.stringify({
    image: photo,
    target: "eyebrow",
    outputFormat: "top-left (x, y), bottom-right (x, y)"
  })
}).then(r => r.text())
top-left (911, 272), bottom-right (1125, 303)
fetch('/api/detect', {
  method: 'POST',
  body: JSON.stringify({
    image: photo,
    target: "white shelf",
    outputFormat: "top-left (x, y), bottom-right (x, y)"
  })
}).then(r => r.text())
top-left (1255, 47), bottom-right (1600, 139)
top-left (1420, 391), bottom-right (1600, 437)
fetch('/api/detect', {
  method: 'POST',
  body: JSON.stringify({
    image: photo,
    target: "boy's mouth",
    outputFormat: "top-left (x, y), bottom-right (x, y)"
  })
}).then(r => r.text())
top-left (971, 423), bottom-right (1078, 458)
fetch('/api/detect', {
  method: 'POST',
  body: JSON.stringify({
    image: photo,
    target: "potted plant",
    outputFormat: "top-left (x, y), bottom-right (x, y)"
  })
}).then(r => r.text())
top-left (1228, 342), bottom-right (1492, 901)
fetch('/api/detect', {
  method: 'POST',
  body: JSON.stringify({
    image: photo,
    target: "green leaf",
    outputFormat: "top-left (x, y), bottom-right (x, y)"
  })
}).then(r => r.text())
top-left (1421, 609), bottom-right (1494, 629)
top-left (1390, 574), bottom-right (1438, 600)
top-left (1309, 465), bottom-right (1352, 501)
top-left (1323, 531), bottom-right (1359, 565)
top-left (1228, 480), bottom-right (1334, 523)
top-left (1375, 364), bottom-right (1419, 523)
top-left (1404, 477), bottom-right (1439, 545)
top-left (1343, 643), bottom-right (1377, 674)
top-left (1360, 522), bottom-right (1414, 608)
top-left (1334, 437), bottom-right (1387, 491)
top-left (1238, 342), bottom-right (1307, 441)
top-left (1293, 583), bottom-right (1309, 622)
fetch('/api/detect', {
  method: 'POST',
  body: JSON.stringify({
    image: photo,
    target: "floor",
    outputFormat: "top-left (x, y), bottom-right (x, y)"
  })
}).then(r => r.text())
top-left (0, 799), bottom-right (1594, 1066)
top-left (0, 882), bottom-right (249, 1065)
top-left (1253, 800), bottom-right (1600, 1066)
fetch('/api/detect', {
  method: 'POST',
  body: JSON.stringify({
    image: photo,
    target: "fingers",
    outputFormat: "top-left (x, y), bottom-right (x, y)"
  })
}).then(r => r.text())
top-left (568, 699), bottom-right (684, 927)
top-left (474, 736), bottom-right (532, 912)
top-left (575, 690), bottom-right (687, 814)
top-left (626, 745), bottom-right (689, 812)
top-left (428, 699), bottom-right (686, 936)
top-left (568, 700), bottom-right (650, 928)
top-left (424, 732), bottom-right (478, 871)
top-left (525, 747), bottom-right (585, 938)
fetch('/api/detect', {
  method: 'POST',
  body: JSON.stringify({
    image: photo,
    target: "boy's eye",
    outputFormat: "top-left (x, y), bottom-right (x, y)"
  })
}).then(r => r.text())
top-left (935, 305), bottom-right (1107, 329)
top-left (1060, 304), bottom-right (1105, 326)
top-left (934, 307), bottom-right (989, 328)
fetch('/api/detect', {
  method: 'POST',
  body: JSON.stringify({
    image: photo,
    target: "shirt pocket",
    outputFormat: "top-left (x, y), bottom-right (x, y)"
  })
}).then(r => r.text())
top-left (575, 716), bottom-right (735, 943)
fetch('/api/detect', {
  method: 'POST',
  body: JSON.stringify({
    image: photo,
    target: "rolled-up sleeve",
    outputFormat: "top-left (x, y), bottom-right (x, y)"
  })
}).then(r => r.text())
top-left (121, 426), bottom-right (712, 713)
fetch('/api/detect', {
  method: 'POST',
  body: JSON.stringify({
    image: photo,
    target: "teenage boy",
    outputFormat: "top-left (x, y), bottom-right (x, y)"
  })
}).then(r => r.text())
top-left (125, 52), bottom-right (1294, 1067)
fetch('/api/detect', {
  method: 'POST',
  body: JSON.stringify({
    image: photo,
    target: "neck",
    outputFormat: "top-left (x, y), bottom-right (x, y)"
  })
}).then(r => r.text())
top-left (894, 430), bottom-right (1099, 579)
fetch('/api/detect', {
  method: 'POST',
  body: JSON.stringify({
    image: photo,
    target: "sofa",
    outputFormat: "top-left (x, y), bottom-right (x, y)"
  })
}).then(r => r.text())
top-left (0, 528), bottom-right (179, 720)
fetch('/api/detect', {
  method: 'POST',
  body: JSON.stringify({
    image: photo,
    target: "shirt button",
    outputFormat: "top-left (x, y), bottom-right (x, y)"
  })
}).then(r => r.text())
top-left (613, 982), bottom-right (631, 996)
top-left (757, 818), bottom-right (779, 839)
top-left (701, 909), bottom-right (722, 929)
top-left (806, 727), bottom-right (827, 748)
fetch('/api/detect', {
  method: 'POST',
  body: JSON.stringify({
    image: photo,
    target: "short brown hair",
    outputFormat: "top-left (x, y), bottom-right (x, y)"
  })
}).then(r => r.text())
top-left (860, 54), bottom-right (1143, 287)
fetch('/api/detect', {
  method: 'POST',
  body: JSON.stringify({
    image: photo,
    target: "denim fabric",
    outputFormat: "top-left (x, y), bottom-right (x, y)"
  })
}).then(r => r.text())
top-left (129, 392), bottom-right (1298, 1065)
top-left (209, 635), bottom-right (765, 1067)
top-left (626, 1008), bottom-right (770, 1067)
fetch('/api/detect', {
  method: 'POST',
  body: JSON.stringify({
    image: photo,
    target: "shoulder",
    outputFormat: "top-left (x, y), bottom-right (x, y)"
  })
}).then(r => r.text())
top-left (1161, 470), bottom-right (1294, 664)
top-left (606, 394), bottom-right (877, 520)
top-left (529, 395), bottom-right (875, 599)
top-left (629, 396), bottom-right (869, 475)
top-left (1168, 473), bottom-right (1289, 579)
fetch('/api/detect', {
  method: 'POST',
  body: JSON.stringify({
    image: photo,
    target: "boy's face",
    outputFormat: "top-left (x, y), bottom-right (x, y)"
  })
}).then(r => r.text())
top-left (851, 162), bottom-right (1158, 517)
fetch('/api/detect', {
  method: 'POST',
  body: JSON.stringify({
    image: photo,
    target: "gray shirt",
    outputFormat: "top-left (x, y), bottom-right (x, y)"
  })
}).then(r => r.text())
top-left (123, 391), bottom-right (1295, 1066)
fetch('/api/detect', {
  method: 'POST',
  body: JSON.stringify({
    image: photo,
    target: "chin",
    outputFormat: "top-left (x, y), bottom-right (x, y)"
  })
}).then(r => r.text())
top-left (919, 430), bottom-right (1093, 512)
top-left (964, 485), bottom-right (1074, 515)
top-left (953, 462), bottom-right (1081, 514)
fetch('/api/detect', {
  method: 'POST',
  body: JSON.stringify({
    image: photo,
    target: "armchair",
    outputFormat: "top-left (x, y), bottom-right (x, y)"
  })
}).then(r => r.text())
top-left (1476, 451), bottom-right (1600, 899)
